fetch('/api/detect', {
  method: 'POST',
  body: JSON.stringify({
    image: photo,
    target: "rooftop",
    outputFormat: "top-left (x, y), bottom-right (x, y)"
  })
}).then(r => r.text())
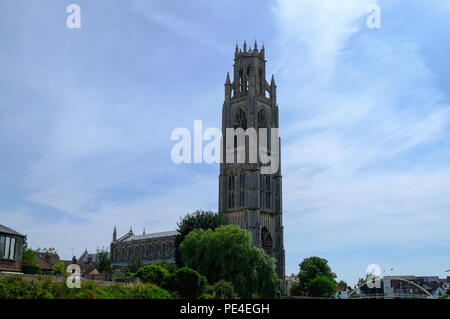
top-left (119, 230), bottom-right (178, 242)
top-left (0, 224), bottom-right (25, 237)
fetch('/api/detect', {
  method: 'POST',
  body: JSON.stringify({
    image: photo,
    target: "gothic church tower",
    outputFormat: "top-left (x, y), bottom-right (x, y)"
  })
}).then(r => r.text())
top-left (219, 41), bottom-right (285, 279)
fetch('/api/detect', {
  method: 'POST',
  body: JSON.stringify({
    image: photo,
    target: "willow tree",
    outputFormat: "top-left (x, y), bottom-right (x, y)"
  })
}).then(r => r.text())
top-left (179, 224), bottom-right (280, 299)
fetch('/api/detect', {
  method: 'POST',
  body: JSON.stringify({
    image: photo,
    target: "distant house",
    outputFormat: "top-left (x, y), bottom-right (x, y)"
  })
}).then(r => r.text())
top-left (68, 251), bottom-right (107, 281)
top-left (333, 284), bottom-right (349, 299)
top-left (383, 275), bottom-right (448, 298)
top-left (433, 287), bottom-right (446, 297)
top-left (78, 249), bottom-right (104, 264)
top-left (0, 224), bottom-right (26, 273)
top-left (284, 274), bottom-right (298, 296)
top-left (34, 252), bottom-right (61, 274)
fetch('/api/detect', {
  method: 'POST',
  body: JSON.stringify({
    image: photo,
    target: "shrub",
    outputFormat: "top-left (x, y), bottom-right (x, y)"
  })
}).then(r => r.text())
top-left (52, 262), bottom-right (67, 275)
top-left (22, 265), bottom-right (40, 275)
top-left (135, 264), bottom-right (169, 286)
top-left (163, 267), bottom-right (207, 299)
top-left (209, 280), bottom-right (238, 299)
top-left (0, 275), bottom-right (172, 299)
top-left (307, 275), bottom-right (337, 297)
top-left (131, 283), bottom-right (172, 299)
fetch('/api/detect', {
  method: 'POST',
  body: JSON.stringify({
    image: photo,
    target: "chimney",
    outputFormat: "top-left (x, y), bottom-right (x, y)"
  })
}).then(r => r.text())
top-left (87, 254), bottom-right (93, 263)
top-left (72, 256), bottom-right (78, 264)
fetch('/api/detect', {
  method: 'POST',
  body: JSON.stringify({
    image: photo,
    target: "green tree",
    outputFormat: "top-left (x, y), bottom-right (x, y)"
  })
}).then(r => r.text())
top-left (124, 254), bottom-right (143, 277)
top-left (308, 275), bottom-right (337, 297)
top-left (96, 247), bottom-right (112, 274)
top-left (356, 274), bottom-right (383, 295)
top-left (163, 267), bottom-right (207, 299)
top-left (337, 280), bottom-right (348, 289)
top-left (175, 209), bottom-right (229, 267)
top-left (297, 256), bottom-right (336, 294)
top-left (179, 224), bottom-right (280, 299)
top-left (154, 260), bottom-right (177, 274)
top-left (290, 282), bottom-right (304, 296)
top-left (210, 280), bottom-right (238, 299)
top-left (21, 236), bottom-right (37, 267)
top-left (52, 262), bottom-right (66, 275)
top-left (135, 264), bottom-right (169, 286)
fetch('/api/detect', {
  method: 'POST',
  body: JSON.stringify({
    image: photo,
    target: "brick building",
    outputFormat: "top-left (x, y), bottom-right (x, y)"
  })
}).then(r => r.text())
top-left (0, 224), bottom-right (25, 273)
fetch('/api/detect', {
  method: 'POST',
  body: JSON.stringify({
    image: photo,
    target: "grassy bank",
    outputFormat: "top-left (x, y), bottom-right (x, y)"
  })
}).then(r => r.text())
top-left (0, 275), bottom-right (172, 299)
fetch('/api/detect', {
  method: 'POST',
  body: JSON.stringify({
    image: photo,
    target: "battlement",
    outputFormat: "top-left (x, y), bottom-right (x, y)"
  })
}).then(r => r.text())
top-left (234, 40), bottom-right (265, 60)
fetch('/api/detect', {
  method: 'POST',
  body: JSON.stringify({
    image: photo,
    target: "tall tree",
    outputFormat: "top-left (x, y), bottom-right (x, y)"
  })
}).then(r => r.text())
top-left (179, 224), bottom-right (280, 299)
top-left (308, 275), bottom-right (336, 297)
top-left (174, 209), bottom-right (229, 267)
top-left (21, 236), bottom-right (38, 267)
top-left (124, 254), bottom-right (143, 277)
top-left (96, 247), bottom-right (112, 274)
top-left (297, 256), bottom-right (337, 295)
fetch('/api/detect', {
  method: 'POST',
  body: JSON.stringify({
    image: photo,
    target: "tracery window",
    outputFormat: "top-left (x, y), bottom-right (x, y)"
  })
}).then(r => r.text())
top-left (261, 227), bottom-right (273, 255)
top-left (234, 109), bottom-right (247, 130)
top-left (258, 109), bottom-right (268, 128)
top-left (260, 175), bottom-right (271, 209)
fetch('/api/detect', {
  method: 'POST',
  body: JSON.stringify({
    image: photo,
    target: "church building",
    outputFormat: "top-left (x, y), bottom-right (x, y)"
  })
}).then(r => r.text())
top-left (109, 42), bottom-right (285, 280)
top-left (110, 226), bottom-right (177, 269)
top-left (218, 41), bottom-right (285, 279)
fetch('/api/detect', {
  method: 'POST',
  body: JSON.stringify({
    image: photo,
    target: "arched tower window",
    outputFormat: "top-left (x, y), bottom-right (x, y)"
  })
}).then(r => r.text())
top-left (261, 227), bottom-right (273, 256)
top-left (234, 109), bottom-right (247, 130)
top-left (234, 109), bottom-right (247, 151)
top-left (258, 109), bottom-right (268, 128)
top-left (239, 69), bottom-right (244, 93)
top-left (258, 109), bottom-right (270, 155)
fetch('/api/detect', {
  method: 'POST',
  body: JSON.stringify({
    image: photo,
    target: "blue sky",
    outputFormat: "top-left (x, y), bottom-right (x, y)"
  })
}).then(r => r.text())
top-left (1, 0), bottom-right (449, 285)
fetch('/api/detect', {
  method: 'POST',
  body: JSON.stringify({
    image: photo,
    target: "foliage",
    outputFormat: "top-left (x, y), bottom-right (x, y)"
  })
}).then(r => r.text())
top-left (135, 264), bottom-right (169, 286)
top-left (206, 280), bottom-right (238, 299)
top-left (290, 282), bottom-right (304, 296)
top-left (21, 236), bottom-right (38, 267)
top-left (307, 275), bottom-right (337, 297)
top-left (96, 247), bottom-right (112, 274)
top-left (179, 224), bottom-right (280, 299)
top-left (438, 288), bottom-right (449, 299)
top-left (123, 254), bottom-right (143, 277)
top-left (356, 274), bottom-right (384, 295)
top-left (296, 256), bottom-right (337, 294)
top-left (163, 267), bottom-right (207, 299)
top-left (175, 209), bottom-right (230, 267)
top-left (337, 280), bottom-right (348, 289)
top-left (154, 260), bottom-right (177, 274)
top-left (0, 275), bottom-right (172, 299)
top-left (22, 265), bottom-right (41, 275)
top-left (51, 262), bottom-right (66, 275)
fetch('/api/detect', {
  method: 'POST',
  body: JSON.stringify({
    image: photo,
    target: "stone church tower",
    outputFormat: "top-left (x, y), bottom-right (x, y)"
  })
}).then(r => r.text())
top-left (219, 41), bottom-right (285, 279)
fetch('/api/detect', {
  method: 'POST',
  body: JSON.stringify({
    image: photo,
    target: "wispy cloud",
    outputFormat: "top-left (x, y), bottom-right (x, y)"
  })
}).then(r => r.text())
top-left (273, 0), bottom-right (450, 280)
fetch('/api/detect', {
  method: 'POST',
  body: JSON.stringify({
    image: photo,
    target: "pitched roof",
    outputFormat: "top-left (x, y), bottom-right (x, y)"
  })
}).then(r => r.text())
top-left (34, 253), bottom-right (60, 270)
top-left (118, 230), bottom-right (178, 242)
top-left (0, 224), bottom-right (25, 237)
top-left (337, 285), bottom-right (347, 292)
